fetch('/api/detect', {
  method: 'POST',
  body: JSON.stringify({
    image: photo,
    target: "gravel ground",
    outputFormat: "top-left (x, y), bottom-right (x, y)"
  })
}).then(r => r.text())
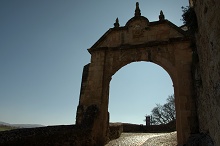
top-left (106, 132), bottom-right (177, 146)
top-left (142, 132), bottom-right (177, 146)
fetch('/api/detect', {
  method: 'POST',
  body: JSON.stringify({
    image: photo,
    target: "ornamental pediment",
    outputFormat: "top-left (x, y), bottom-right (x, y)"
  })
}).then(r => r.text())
top-left (90, 2), bottom-right (187, 50)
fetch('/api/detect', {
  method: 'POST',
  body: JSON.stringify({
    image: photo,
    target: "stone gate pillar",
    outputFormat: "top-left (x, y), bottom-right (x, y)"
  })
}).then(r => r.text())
top-left (173, 47), bottom-right (199, 145)
top-left (76, 50), bottom-right (109, 145)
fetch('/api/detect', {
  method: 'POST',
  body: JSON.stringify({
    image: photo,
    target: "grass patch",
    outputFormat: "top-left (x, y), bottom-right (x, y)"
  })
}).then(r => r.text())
top-left (0, 125), bottom-right (16, 132)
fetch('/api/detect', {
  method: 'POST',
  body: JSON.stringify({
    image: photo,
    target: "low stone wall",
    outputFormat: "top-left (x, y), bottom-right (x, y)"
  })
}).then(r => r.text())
top-left (122, 123), bottom-right (144, 132)
top-left (123, 121), bottom-right (176, 133)
top-left (109, 123), bottom-right (123, 140)
top-left (144, 124), bottom-right (175, 133)
top-left (0, 124), bottom-right (124, 146)
top-left (145, 120), bottom-right (176, 133)
top-left (0, 125), bottom-right (93, 146)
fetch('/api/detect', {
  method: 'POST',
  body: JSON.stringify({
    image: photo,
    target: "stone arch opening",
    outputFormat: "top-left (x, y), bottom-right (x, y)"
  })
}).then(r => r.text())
top-left (75, 2), bottom-right (198, 145)
top-left (109, 61), bottom-right (174, 125)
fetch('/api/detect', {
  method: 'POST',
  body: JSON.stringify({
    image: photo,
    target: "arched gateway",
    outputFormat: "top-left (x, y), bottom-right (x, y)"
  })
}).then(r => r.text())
top-left (76, 3), bottom-right (198, 145)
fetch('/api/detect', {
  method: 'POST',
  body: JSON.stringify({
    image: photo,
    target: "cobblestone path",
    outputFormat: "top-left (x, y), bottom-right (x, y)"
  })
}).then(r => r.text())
top-left (105, 133), bottom-right (165, 146)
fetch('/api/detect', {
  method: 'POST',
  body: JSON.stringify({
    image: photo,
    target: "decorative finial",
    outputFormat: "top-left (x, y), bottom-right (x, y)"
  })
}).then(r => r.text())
top-left (135, 2), bottom-right (141, 17)
top-left (114, 17), bottom-right (120, 28)
top-left (159, 10), bottom-right (165, 21)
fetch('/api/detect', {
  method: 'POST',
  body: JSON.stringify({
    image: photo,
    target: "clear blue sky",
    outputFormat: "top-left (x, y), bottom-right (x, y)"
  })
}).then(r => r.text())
top-left (0, 0), bottom-right (188, 126)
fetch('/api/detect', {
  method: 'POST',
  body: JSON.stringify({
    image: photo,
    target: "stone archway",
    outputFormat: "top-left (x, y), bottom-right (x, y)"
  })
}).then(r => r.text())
top-left (76, 3), bottom-right (198, 145)
top-left (109, 61), bottom-right (173, 125)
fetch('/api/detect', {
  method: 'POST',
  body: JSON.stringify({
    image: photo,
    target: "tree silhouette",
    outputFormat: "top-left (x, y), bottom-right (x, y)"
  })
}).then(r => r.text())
top-left (146, 95), bottom-right (176, 125)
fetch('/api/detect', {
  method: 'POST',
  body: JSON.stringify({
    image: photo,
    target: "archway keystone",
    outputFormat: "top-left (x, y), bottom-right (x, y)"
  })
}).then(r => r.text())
top-left (76, 3), bottom-right (198, 145)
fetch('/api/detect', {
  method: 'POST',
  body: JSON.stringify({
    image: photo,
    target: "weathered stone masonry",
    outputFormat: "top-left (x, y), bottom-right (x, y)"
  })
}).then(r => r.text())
top-left (190, 0), bottom-right (220, 145)
top-left (76, 3), bottom-right (199, 145)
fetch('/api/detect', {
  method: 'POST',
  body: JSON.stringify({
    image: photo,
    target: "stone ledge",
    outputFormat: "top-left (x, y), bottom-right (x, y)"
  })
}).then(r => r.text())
top-left (0, 125), bottom-right (93, 146)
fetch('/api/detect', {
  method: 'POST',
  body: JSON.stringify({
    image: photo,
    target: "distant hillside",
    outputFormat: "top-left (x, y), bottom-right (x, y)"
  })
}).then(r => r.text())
top-left (0, 121), bottom-right (45, 130)
top-left (0, 125), bottom-right (17, 131)
top-left (0, 121), bottom-right (11, 126)
top-left (12, 124), bottom-right (45, 128)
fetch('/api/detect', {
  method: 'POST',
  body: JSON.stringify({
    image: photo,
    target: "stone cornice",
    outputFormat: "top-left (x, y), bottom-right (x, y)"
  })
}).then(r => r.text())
top-left (88, 37), bottom-right (191, 53)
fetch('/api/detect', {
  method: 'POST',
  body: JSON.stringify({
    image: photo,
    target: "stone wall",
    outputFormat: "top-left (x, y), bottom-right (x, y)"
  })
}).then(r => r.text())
top-left (122, 123), bottom-right (145, 133)
top-left (192, 0), bottom-right (220, 145)
top-left (0, 125), bottom-right (93, 146)
top-left (122, 121), bottom-right (176, 133)
top-left (109, 123), bottom-right (123, 140)
top-left (0, 124), bottom-right (124, 146)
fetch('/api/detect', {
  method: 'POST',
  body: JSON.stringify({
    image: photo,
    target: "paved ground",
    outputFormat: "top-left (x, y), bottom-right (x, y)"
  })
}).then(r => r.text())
top-left (106, 133), bottom-right (164, 146)
top-left (105, 132), bottom-right (177, 146)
